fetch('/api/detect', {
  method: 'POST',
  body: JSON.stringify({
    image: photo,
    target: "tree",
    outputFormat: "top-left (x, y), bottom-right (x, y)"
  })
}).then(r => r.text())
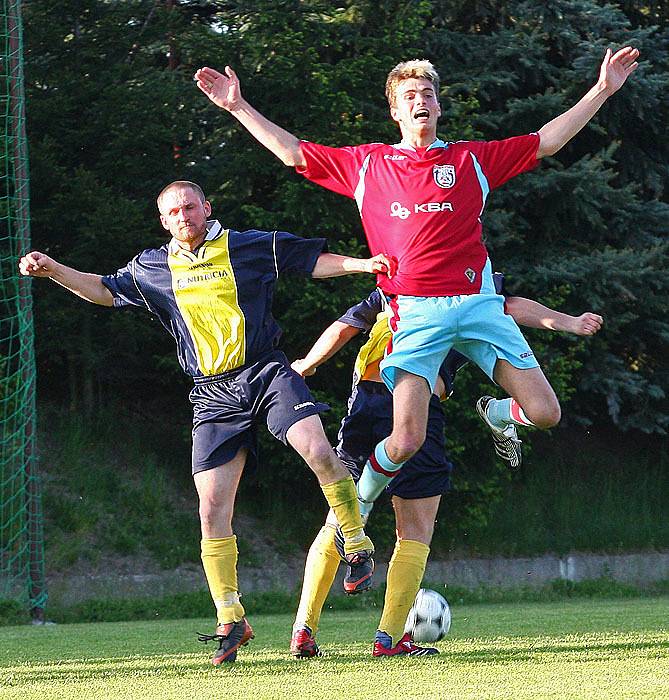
top-left (24, 0), bottom-right (216, 413)
top-left (424, 0), bottom-right (669, 433)
top-left (21, 0), bottom-right (669, 551)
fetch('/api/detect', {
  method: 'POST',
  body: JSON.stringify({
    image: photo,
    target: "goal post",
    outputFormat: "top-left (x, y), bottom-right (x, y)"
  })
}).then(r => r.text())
top-left (1, 0), bottom-right (47, 620)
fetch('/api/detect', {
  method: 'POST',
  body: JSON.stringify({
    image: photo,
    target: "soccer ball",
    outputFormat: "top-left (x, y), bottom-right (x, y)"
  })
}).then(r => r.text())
top-left (404, 588), bottom-right (451, 643)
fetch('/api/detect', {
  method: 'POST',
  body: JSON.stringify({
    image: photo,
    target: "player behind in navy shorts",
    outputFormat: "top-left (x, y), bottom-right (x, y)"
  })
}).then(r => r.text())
top-left (194, 47), bottom-right (637, 505)
top-left (18, 180), bottom-right (392, 665)
top-left (288, 277), bottom-right (602, 658)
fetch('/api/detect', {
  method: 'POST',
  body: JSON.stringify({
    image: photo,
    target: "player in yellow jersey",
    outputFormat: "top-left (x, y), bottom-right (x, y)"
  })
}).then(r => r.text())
top-left (289, 278), bottom-right (602, 657)
top-left (19, 180), bottom-right (392, 664)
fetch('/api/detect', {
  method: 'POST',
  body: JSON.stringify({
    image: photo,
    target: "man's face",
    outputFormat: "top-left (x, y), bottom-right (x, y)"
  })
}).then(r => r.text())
top-left (158, 186), bottom-right (211, 249)
top-left (390, 78), bottom-right (441, 139)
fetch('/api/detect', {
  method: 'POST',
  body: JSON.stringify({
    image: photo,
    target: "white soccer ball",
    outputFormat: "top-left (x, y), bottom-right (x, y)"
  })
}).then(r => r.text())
top-left (404, 588), bottom-right (451, 643)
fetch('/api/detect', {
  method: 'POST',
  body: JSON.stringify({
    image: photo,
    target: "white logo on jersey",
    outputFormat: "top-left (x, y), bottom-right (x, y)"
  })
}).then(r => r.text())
top-left (434, 164), bottom-right (456, 188)
top-left (390, 201), bottom-right (410, 219)
top-left (391, 201), bottom-right (454, 218)
top-left (465, 267), bottom-right (476, 283)
top-left (384, 154), bottom-right (408, 160)
top-left (415, 202), bottom-right (454, 213)
top-left (176, 269), bottom-right (229, 290)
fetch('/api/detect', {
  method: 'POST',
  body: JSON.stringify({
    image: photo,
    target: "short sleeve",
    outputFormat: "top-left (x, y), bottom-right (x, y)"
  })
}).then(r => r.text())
top-left (337, 289), bottom-right (384, 331)
top-left (297, 142), bottom-right (371, 198)
top-left (467, 134), bottom-right (540, 190)
top-left (101, 256), bottom-right (150, 310)
top-left (273, 230), bottom-right (328, 276)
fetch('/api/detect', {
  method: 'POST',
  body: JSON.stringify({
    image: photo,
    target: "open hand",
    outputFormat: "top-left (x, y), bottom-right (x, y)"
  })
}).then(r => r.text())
top-left (598, 46), bottom-right (639, 95)
top-left (194, 65), bottom-right (242, 111)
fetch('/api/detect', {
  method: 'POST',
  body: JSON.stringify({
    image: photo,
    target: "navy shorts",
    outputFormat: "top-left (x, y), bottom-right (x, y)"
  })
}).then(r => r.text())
top-left (189, 350), bottom-right (328, 474)
top-left (335, 381), bottom-right (452, 499)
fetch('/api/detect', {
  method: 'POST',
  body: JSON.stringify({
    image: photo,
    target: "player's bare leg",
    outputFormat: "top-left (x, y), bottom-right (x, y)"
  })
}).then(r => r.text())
top-left (494, 362), bottom-right (561, 428)
top-left (477, 362), bottom-right (561, 468)
top-left (356, 370), bottom-right (431, 515)
top-left (287, 415), bottom-right (374, 558)
top-left (195, 449), bottom-right (246, 538)
top-left (194, 450), bottom-right (254, 664)
top-left (393, 495), bottom-right (440, 544)
top-left (374, 495), bottom-right (441, 657)
top-left (385, 371), bottom-right (432, 463)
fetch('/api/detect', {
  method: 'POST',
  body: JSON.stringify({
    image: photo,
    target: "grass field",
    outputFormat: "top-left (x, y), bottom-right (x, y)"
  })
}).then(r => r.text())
top-left (1, 597), bottom-right (667, 700)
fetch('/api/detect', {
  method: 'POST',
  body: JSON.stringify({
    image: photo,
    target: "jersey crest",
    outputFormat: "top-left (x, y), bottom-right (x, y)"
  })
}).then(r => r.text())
top-left (433, 164), bottom-right (456, 189)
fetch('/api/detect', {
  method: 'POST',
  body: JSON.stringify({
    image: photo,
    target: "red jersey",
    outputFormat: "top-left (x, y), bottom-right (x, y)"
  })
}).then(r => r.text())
top-left (298, 135), bottom-right (539, 296)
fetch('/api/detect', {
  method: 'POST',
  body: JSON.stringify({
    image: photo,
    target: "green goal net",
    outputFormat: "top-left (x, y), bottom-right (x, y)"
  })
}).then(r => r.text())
top-left (1, 0), bottom-right (47, 618)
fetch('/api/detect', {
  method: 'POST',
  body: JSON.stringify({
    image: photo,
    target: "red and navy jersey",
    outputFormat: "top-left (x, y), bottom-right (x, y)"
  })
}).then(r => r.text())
top-left (298, 136), bottom-right (539, 296)
top-left (101, 220), bottom-right (326, 378)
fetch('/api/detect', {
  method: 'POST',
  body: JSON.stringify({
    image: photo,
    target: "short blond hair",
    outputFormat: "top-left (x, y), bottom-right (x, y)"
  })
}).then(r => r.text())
top-left (156, 180), bottom-right (206, 211)
top-left (385, 59), bottom-right (440, 108)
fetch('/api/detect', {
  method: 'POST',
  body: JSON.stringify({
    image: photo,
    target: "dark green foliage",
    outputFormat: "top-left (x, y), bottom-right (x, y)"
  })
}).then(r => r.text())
top-left (424, 0), bottom-right (669, 436)
top-left (448, 429), bottom-right (669, 556)
top-left (19, 1), bottom-right (669, 561)
top-left (39, 406), bottom-right (199, 571)
top-left (0, 599), bottom-right (28, 625)
top-left (36, 405), bottom-right (669, 569)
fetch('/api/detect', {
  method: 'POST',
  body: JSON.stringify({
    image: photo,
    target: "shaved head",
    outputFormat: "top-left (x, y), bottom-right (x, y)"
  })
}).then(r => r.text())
top-left (157, 180), bottom-right (206, 213)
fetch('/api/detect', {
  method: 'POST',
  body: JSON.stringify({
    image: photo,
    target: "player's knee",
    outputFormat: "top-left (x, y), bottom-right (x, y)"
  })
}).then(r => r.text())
top-left (198, 491), bottom-right (232, 530)
top-left (392, 444), bottom-right (419, 464)
top-left (388, 431), bottom-right (425, 464)
top-left (546, 402), bottom-right (561, 428)
top-left (302, 440), bottom-right (341, 479)
top-left (396, 525), bottom-right (434, 545)
top-left (528, 399), bottom-right (561, 429)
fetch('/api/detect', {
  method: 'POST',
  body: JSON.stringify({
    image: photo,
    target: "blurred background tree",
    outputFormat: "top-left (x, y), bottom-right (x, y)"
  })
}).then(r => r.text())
top-left (20, 0), bottom-right (668, 556)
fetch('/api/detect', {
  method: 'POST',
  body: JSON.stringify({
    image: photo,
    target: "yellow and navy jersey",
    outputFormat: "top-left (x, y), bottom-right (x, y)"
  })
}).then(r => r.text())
top-left (101, 220), bottom-right (326, 378)
top-left (338, 291), bottom-right (393, 384)
top-left (338, 276), bottom-right (510, 399)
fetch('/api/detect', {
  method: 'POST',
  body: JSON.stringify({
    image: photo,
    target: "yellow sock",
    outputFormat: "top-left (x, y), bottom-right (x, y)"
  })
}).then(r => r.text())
top-left (201, 536), bottom-right (246, 625)
top-left (294, 525), bottom-right (340, 633)
top-left (321, 476), bottom-right (373, 555)
top-left (378, 539), bottom-right (430, 645)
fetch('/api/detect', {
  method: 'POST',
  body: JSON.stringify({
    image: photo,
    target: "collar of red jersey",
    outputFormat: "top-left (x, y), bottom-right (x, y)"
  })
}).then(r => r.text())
top-left (168, 219), bottom-right (223, 255)
top-left (392, 138), bottom-right (448, 152)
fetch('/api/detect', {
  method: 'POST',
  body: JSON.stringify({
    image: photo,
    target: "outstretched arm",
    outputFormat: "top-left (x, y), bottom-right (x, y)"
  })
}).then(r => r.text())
top-left (292, 321), bottom-right (361, 377)
top-left (18, 251), bottom-right (114, 306)
top-left (536, 46), bottom-right (639, 158)
top-left (311, 252), bottom-right (392, 279)
top-left (506, 296), bottom-right (603, 336)
top-left (194, 65), bottom-right (305, 167)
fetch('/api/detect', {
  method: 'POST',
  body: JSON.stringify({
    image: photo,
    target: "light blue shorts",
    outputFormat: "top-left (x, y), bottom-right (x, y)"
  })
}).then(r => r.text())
top-left (380, 293), bottom-right (539, 393)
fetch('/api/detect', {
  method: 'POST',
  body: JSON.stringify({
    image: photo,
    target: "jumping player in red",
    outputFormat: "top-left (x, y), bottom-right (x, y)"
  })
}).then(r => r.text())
top-left (194, 48), bottom-right (638, 519)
